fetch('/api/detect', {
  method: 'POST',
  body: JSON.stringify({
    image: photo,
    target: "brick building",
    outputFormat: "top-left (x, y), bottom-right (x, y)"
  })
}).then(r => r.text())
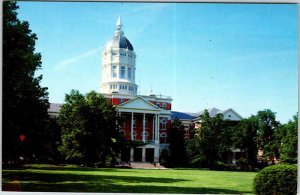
top-left (99, 17), bottom-right (172, 163)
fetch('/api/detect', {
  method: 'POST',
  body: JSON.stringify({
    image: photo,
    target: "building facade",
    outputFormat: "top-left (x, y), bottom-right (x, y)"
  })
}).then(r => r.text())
top-left (100, 17), bottom-right (172, 163)
top-left (48, 17), bottom-right (245, 165)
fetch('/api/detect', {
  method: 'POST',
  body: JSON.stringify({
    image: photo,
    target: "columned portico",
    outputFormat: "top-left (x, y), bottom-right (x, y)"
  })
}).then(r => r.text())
top-left (131, 112), bottom-right (134, 140)
top-left (118, 96), bottom-right (162, 162)
top-left (142, 113), bottom-right (146, 142)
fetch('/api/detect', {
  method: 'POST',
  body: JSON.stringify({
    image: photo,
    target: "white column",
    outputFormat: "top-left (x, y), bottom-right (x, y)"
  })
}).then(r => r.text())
top-left (232, 152), bottom-right (236, 164)
top-left (130, 148), bottom-right (134, 162)
top-left (143, 113), bottom-right (146, 142)
top-left (154, 146), bottom-right (159, 162)
top-left (142, 148), bottom-right (146, 162)
top-left (131, 112), bottom-right (134, 140)
top-left (152, 115), bottom-right (155, 141)
top-left (155, 114), bottom-right (160, 144)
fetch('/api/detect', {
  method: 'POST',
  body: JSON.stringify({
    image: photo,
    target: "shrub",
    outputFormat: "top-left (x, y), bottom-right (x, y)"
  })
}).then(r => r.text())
top-left (105, 155), bottom-right (116, 167)
top-left (253, 164), bottom-right (297, 195)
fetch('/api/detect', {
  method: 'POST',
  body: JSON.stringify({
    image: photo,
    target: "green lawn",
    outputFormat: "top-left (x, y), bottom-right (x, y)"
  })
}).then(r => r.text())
top-left (2, 164), bottom-right (257, 194)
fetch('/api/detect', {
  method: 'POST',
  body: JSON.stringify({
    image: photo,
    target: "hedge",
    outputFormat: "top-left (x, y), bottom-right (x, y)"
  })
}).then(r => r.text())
top-left (253, 164), bottom-right (297, 195)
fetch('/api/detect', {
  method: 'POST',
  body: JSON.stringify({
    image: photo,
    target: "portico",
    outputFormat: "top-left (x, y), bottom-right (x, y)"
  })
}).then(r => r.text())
top-left (118, 96), bottom-right (162, 162)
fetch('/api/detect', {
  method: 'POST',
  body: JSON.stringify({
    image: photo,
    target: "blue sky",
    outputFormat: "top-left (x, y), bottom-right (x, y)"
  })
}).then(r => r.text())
top-left (17, 2), bottom-right (298, 123)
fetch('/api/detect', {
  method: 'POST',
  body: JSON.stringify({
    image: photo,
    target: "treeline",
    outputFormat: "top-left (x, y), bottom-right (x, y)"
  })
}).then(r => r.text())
top-left (3, 1), bottom-right (297, 170)
top-left (163, 109), bottom-right (297, 170)
top-left (2, 1), bottom-right (124, 167)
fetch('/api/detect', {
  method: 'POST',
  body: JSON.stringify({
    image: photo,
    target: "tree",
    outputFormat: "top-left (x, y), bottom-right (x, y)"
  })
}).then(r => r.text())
top-left (232, 116), bottom-right (258, 169)
top-left (58, 90), bottom-right (122, 166)
top-left (188, 110), bottom-right (232, 168)
top-left (278, 114), bottom-right (298, 164)
top-left (256, 109), bottom-right (280, 164)
top-left (169, 118), bottom-right (187, 167)
top-left (3, 1), bottom-right (49, 164)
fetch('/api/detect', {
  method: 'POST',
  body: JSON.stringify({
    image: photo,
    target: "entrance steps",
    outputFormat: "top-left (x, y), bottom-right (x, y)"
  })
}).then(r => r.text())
top-left (130, 162), bottom-right (167, 169)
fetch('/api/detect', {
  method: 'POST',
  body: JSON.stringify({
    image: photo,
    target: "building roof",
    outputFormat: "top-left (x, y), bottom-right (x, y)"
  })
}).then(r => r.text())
top-left (173, 107), bottom-right (243, 121)
top-left (106, 16), bottom-right (134, 51)
top-left (171, 111), bottom-right (198, 120)
top-left (196, 107), bottom-right (221, 118)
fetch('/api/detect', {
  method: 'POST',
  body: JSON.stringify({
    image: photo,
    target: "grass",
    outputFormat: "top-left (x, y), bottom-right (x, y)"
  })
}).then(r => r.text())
top-left (2, 164), bottom-right (257, 194)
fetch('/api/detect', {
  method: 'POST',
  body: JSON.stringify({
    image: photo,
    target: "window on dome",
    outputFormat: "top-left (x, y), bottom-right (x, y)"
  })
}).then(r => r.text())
top-left (112, 66), bottom-right (117, 78)
top-left (128, 67), bottom-right (132, 79)
top-left (121, 66), bottom-right (125, 79)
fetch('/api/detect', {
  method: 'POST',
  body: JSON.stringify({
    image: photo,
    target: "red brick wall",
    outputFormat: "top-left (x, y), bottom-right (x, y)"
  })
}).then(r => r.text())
top-left (121, 114), bottom-right (155, 142)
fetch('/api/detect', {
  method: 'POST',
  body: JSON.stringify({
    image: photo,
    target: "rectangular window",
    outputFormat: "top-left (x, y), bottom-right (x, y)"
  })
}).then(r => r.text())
top-left (121, 66), bottom-right (125, 79)
top-left (128, 67), bottom-right (132, 79)
top-left (145, 119), bottom-right (148, 128)
top-left (133, 118), bottom-right (136, 128)
top-left (112, 66), bottom-right (117, 78)
top-left (162, 103), bottom-right (167, 110)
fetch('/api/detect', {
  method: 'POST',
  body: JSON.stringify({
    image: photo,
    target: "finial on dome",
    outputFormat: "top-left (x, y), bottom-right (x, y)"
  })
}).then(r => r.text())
top-left (116, 16), bottom-right (122, 31)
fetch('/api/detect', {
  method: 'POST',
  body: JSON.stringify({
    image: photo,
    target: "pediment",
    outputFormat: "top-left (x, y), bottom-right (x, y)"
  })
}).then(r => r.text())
top-left (222, 109), bottom-right (243, 121)
top-left (118, 96), bottom-right (161, 113)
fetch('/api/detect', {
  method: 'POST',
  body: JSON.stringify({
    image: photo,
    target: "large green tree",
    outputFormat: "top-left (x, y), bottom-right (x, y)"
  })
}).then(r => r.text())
top-left (232, 116), bottom-right (258, 169)
top-left (256, 109), bottom-right (280, 164)
top-left (58, 90), bottom-right (122, 166)
top-left (3, 1), bottom-right (49, 164)
top-left (169, 118), bottom-right (187, 167)
top-left (277, 114), bottom-right (298, 164)
top-left (188, 110), bottom-right (232, 168)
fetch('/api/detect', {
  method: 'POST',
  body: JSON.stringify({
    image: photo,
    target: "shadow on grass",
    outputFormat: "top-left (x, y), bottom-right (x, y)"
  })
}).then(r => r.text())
top-left (2, 170), bottom-right (253, 194)
top-left (17, 164), bottom-right (135, 172)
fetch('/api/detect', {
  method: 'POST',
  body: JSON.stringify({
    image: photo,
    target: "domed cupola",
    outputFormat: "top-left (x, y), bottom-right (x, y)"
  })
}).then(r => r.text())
top-left (100, 16), bottom-right (138, 96)
top-left (105, 17), bottom-right (134, 51)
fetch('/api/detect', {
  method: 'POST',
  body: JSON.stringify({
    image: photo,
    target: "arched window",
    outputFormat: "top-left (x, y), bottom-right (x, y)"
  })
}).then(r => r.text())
top-left (141, 131), bottom-right (149, 141)
top-left (128, 67), bottom-right (132, 79)
top-left (120, 66), bottom-right (125, 79)
top-left (160, 132), bottom-right (167, 144)
top-left (160, 118), bottom-right (167, 130)
top-left (112, 65), bottom-right (117, 78)
top-left (132, 131), bottom-right (137, 140)
top-left (119, 130), bottom-right (126, 137)
top-left (133, 117), bottom-right (136, 128)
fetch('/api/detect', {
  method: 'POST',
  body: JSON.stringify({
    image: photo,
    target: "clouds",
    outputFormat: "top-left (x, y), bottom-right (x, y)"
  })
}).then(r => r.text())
top-left (54, 47), bottom-right (101, 71)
